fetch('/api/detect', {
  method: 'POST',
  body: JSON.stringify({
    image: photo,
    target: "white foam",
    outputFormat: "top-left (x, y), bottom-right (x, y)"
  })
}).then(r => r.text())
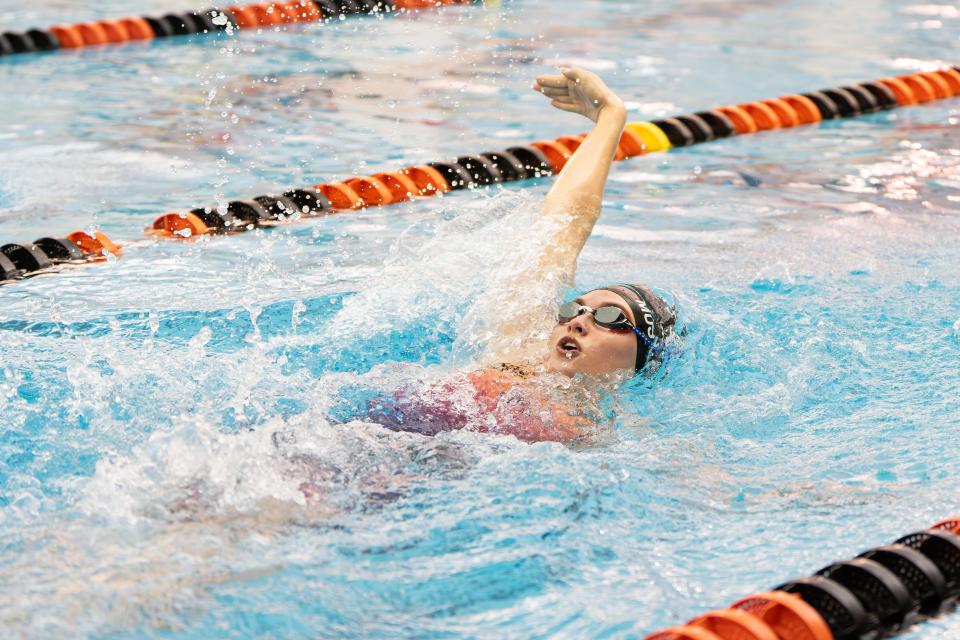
top-left (592, 225), bottom-right (757, 244)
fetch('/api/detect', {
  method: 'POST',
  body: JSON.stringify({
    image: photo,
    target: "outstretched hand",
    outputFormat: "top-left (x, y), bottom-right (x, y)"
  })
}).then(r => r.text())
top-left (533, 67), bottom-right (625, 122)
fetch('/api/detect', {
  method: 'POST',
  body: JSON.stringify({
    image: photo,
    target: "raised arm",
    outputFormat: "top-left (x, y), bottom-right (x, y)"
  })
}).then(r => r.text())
top-left (534, 68), bottom-right (627, 276)
top-left (479, 68), bottom-right (628, 366)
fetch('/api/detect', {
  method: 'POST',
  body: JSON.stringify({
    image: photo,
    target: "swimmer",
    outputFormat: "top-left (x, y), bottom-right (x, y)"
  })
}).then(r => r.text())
top-left (502, 66), bottom-right (676, 377)
top-left (365, 68), bottom-right (677, 444)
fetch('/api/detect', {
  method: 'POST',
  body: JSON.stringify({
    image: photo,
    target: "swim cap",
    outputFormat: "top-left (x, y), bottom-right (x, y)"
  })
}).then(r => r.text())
top-left (602, 284), bottom-right (676, 372)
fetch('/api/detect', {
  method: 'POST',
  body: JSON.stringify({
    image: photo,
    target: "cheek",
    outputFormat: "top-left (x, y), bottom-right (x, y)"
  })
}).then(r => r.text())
top-left (547, 325), bottom-right (565, 349)
top-left (589, 332), bottom-right (636, 368)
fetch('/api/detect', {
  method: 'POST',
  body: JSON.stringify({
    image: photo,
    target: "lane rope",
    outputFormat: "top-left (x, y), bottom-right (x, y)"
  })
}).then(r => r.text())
top-left (644, 516), bottom-right (960, 640)
top-left (1, 66), bottom-right (958, 286)
top-left (0, 1), bottom-right (478, 59)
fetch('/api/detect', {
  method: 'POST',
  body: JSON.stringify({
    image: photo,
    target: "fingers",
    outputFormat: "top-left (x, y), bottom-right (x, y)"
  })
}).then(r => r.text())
top-left (536, 85), bottom-right (571, 99)
top-left (550, 99), bottom-right (583, 114)
top-left (538, 66), bottom-right (592, 86)
top-left (534, 74), bottom-right (569, 89)
top-left (533, 73), bottom-right (573, 101)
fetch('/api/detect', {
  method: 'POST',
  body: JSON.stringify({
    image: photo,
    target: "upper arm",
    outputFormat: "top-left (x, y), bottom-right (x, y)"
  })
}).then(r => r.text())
top-left (476, 103), bottom-right (626, 364)
top-left (477, 208), bottom-right (590, 365)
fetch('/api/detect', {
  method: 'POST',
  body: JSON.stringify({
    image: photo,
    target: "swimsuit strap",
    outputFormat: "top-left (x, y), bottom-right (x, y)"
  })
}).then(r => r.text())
top-left (494, 362), bottom-right (534, 380)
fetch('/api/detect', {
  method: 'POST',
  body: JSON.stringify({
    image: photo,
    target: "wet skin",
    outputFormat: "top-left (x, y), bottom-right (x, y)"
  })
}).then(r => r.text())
top-left (544, 289), bottom-right (638, 377)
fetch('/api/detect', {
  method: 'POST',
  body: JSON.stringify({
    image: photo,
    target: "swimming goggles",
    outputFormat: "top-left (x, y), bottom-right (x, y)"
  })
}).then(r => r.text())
top-left (557, 301), bottom-right (638, 332)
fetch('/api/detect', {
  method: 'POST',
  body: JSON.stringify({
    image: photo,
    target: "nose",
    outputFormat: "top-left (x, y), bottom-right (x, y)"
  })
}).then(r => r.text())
top-left (566, 313), bottom-right (591, 335)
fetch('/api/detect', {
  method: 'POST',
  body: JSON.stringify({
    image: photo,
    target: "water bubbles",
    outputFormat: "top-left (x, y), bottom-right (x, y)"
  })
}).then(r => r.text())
top-left (1, 1), bottom-right (958, 635)
top-left (188, 326), bottom-right (213, 355)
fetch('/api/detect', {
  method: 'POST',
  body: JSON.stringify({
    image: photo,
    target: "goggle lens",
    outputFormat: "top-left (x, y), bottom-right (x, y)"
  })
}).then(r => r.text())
top-left (557, 302), bottom-right (632, 330)
top-left (594, 306), bottom-right (625, 325)
top-left (557, 301), bottom-right (581, 323)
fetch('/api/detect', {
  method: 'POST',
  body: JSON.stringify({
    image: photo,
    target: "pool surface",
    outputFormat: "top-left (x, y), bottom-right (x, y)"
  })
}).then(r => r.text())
top-left (1, 0), bottom-right (959, 637)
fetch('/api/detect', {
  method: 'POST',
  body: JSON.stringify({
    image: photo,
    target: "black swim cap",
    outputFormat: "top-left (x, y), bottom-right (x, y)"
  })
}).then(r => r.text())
top-left (602, 284), bottom-right (676, 372)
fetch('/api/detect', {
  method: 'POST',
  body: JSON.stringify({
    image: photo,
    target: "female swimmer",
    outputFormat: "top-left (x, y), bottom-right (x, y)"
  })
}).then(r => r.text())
top-left (366, 68), bottom-right (677, 443)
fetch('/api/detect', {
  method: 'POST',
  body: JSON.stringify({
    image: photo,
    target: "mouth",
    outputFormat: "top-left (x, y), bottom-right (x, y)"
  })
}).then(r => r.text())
top-left (555, 336), bottom-right (581, 359)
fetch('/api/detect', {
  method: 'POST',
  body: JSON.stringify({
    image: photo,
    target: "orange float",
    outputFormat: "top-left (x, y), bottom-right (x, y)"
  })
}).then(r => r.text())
top-left (252, 3), bottom-right (285, 26)
top-left (731, 592), bottom-right (833, 640)
top-left (738, 101), bottom-right (783, 130)
top-left (877, 77), bottom-right (917, 106)
top-left (75, 22), bottom-right (109, 46)
top-left (228, 5), bottom-right (261, 28)
top-left (344, 176), bottom-right (396, 206)
top-left (715, 106), bottom-right (758, 134)
top-left (48, 25), bottom-right (84, 48)
top-left (644, 626), bottom-right (724, 640)
top-left (117, 17), bottom-right (154, 40)
top-left (67, 231), bottom-right (121, 256)
top-left (934, 68), bottom-right (960, 95)
top-left (399, 166), bottom-right (451, 195)
top-left (286, 0), bottom-right (322, 21)
top-left (148, 212), bottom-right (211, 238)
top-left (394, 0), bottom-right (435, 8)
top-left (275, 2), bottom-right (304, 23)
top-left (97, 20), bottom-right (131, 44)
top-left (371, 172), bottom-right (420, 201)
top-left (618, 128), bottom-right (647, 158)
top-left (688, 609), bottom-right (779, 640)
top-left (760, 98), bottom-right (800, 127)
top-left (778, 95), bottom-right (821, 124)
top-left (530, 140), bottom-right (572, 172)
top-left (932, 517), bottom-right (960, 534)
top-left (314, 182), bottom-right (363, 209)
top-left (915, 71), bottom-right (951, 100)
top-left (898, 74), bottom-right (935, 102)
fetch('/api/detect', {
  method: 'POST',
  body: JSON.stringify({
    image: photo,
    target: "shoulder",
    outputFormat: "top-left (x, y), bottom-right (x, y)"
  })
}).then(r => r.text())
top-left (466, 365), bottom-right (592, 443)
top-left (466, 363), bottom-right (530, 401)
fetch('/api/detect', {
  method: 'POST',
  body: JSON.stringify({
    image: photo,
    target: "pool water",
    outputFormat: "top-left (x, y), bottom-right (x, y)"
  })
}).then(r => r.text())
top-left (1, 1), bottom-right (959, 637)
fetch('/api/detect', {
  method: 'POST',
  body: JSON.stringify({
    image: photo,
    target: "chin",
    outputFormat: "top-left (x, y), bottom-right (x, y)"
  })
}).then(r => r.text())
top-left (545, 356), bottom-right (581, 377)
top-left (546, 355), bottom-right (634, 380)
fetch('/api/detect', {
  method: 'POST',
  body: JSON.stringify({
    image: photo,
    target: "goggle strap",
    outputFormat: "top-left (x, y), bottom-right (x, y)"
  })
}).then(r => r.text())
top-left (605, 285), bottom-right (654, 372)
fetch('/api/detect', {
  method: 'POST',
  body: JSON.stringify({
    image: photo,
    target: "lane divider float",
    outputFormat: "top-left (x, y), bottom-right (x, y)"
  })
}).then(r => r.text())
top-left (144, 66), bottom-right (960, 238)
top-left (0, 0), bottom-right (478, 59)
top-left (0, 232), bottom-right (119, 284)
top-left (644, 515), bottom-right (960, 640)
top-left (1, 66), bottom-right (957, 285)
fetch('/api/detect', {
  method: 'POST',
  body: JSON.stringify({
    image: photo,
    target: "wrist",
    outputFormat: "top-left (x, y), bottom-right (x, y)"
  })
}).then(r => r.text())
top-left (597, 98), bottom-right (627, 124)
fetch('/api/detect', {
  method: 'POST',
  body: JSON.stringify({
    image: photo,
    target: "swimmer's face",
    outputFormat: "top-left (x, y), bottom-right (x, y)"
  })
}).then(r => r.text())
top-left (545, 289), bottom-right (637, 377)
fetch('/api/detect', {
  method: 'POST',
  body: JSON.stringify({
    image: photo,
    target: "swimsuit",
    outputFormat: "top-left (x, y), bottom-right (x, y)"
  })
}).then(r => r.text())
top-left (368, 364), bottom-right (593, 444)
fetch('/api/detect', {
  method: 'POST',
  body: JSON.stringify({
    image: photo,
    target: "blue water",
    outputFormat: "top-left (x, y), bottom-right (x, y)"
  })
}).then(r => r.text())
top-left (1, 1), bottom-right (959, 637)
